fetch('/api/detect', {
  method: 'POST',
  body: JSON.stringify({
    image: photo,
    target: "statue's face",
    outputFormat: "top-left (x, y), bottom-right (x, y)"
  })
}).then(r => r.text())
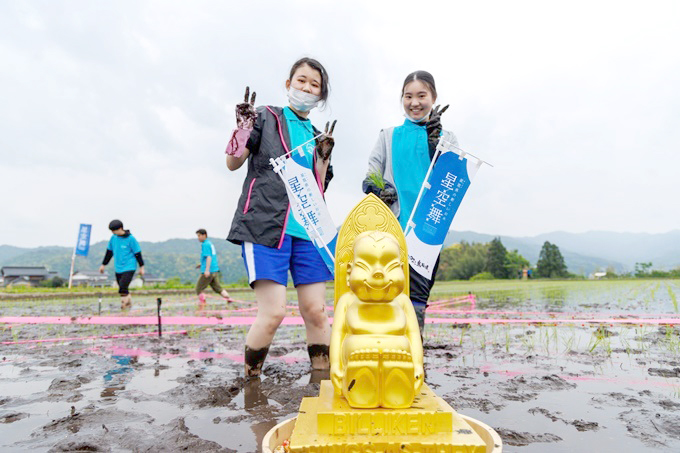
top-left (348, 234), bottom-right (405, 301)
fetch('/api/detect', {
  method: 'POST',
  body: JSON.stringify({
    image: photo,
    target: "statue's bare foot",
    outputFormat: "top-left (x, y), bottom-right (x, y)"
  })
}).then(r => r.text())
top-left (381, 349), bottom-right (415, 408)
top-left (344, 348), bottom-right (380, 408)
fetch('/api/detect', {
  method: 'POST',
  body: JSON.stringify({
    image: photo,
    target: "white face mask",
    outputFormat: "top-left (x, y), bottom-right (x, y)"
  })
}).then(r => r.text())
top-left (287, 87), bottom-right (320, 112)
top-left (404, 108), bottom-right (431, 123)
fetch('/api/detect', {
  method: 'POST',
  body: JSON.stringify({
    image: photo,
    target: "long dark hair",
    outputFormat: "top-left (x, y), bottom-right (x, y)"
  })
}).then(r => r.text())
top-left (289, 57), bottom-right (330, 103)
top-left (402, 70), bottom-right (437, 99)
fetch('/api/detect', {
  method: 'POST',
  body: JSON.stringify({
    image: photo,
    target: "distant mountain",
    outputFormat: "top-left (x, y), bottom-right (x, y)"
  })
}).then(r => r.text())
top-left (526, 230), bottom-right (680, 270)
top-left (444, 230), bottom-right (680, 275)
top-left (0, 245), bottom-right (30, 263)
top-left (2, 230), bottom-right (678, 281)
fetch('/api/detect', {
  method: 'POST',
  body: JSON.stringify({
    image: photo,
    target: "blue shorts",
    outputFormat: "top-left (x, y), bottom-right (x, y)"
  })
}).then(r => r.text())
top-left (242, 235), bottom-right (333, 287)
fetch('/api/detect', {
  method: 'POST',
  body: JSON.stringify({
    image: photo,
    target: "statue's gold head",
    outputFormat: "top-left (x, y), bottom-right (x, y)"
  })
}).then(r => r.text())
top-left (347, 231), bottom-right (405, 302)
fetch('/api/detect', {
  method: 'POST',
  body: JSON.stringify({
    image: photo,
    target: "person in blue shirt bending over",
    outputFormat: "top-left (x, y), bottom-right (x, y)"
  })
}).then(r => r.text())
top-left (195, 228), bottom-right (232, 308)
top-left (99, 219), bottom-right (145, 310)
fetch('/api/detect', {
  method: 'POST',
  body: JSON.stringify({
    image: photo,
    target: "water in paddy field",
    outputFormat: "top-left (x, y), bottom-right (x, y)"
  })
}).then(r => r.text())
top-left (1, 280), bottom-right (680, 451)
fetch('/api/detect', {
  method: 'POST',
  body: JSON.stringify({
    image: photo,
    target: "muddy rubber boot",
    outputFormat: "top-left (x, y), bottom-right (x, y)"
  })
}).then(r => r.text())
top-left (308, 344), bottom-right (330, 370)
top-left (244, 345), bottom-right (269, 378)
top-left (123, 295), bottom-right (132, 311)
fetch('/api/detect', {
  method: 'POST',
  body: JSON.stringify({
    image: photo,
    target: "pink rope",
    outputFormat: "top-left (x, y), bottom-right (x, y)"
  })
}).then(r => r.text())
top-left (426, 309), bottom-right (680, 318)
top-left (427, 294), bottom-right (477, 307)
top-left (1, 316), bottom-right (677, 326)
top-left (1, 330), bottom-right (188, 345)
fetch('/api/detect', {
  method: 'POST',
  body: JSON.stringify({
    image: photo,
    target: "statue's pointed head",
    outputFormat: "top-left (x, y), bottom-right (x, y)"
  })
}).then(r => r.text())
top-left (347, 231), bottom-right (405, 302)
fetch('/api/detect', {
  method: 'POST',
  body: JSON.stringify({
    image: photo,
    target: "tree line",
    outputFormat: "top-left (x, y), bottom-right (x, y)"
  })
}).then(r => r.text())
top-left (436, 238), bottom-right (569, 281)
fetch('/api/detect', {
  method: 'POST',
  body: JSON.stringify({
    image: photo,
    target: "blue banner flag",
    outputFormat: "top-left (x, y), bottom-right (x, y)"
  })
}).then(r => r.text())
top-left (75, 224), bottom-right (92, 256)
top-left (405, 141), bottom-right (488, 279)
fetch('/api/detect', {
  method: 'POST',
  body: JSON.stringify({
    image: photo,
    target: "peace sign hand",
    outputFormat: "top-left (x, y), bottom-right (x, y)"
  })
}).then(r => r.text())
top-left (315, 120), bottom-right (337, 162)
top-left (235, 86), bottom-right (257, 130)
top-left (426, 104), bottom-right (449, 148)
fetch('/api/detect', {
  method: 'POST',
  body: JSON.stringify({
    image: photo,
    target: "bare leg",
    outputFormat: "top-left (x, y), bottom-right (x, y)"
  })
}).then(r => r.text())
top-left (219, 289), bottom-right (232, 303)
top-left (244, 280), bottom-right (286, 376)
top-left (297, 282), bottom-right (331, 369)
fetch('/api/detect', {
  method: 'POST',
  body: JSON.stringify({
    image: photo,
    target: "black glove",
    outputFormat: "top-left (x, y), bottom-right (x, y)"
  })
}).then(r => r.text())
top-left (315, 120), bottom-right (337, 161)
top-left (379, 187), bottom-right (397, 206)
top-left (426, 104), bottom-right (449, 156)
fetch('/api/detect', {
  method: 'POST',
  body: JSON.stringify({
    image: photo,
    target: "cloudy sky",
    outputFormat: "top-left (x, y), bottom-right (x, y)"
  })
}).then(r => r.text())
top-left (1, 0), bottom-right (678, 248)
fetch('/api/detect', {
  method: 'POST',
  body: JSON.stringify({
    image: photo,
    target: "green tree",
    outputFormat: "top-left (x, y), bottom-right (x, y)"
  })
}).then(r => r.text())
top-left (535, 241), bottom-right (568, 278)
top-left (634, 262), bottom-right (653, 277)
top-left (505, 249), bottom-right (530, 279)
top-left (485, 237), bottom-right (508, 278)
top-left (436, 241), bottom-right (488, 280)
top-left (40, 276), bottom-right (65, 288)
top-left (605, 265), bottom-right (619, 279)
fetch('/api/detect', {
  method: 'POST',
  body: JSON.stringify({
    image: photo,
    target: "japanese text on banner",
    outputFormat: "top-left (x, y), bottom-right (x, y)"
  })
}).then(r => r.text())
top-left (75, 224), bottom-right (92, 257)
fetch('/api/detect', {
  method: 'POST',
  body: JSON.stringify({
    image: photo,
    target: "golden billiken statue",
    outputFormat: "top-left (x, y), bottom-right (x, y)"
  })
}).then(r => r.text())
top-left (330, 231), bottom-right (424, 409)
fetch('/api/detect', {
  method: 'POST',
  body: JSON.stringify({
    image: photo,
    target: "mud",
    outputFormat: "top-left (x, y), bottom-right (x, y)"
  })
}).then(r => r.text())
top-left (2, 280), bottom-right (680, 451)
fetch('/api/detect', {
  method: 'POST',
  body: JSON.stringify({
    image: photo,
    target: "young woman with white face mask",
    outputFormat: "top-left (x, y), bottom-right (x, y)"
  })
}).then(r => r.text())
top-left (362, 70), bottom-right (458, 335)
top-left (225, 57), bottom-right (337, 377)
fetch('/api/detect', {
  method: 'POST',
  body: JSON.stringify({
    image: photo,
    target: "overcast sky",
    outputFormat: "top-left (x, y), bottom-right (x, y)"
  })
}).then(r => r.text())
top-left (1, 0), bottom-right (679, 248)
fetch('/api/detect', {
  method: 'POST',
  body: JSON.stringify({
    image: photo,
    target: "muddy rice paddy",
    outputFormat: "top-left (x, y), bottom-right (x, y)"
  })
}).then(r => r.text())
top-left (2, 279), bottom-right (680, 452)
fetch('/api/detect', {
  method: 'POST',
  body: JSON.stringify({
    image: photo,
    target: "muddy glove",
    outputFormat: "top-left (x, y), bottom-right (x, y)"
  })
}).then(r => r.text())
top-left (236, 86), bottom-right (257, 129)
top-left (226, 86), bottom-right (257, 157)
top-left (425, 104), bottom-right (449, 156)
top-left (315, 120), bottom-right (337, 162)
top-left (379, 186), bottom-right (397, 206)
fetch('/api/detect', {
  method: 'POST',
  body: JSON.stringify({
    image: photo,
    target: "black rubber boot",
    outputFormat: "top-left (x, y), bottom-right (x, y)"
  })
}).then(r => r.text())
top-left (244, 345), bottom-right (269, 378)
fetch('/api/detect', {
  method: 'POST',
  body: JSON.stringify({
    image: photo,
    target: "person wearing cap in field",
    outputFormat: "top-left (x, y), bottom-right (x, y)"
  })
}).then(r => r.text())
top-left (99, 219), bottom-right (145, 310)
top-left (195, 228), bottom-right (233, 308)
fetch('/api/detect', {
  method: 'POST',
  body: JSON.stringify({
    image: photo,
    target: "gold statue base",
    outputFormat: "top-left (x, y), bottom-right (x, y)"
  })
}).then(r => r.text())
top-left (262, 195), bottom-right (502, 452)
top-left (283, 380), bottom-right (487, 452)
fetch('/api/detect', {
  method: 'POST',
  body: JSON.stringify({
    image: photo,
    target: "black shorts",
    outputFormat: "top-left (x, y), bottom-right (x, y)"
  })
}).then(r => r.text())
top-left (116, 271), bottom-right (135, 296)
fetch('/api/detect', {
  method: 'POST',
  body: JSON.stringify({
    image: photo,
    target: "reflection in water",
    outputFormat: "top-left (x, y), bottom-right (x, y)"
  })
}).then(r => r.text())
top-left (309, 369), bottom-right (330, 385)
top-left (243, 371), bottom-right (328, 450)
top-left (244, 377), bottom-right (277, 452)
top-left (542, 286), bottom-right (567, 306)
top-left (244, 377), bottom-right (269, 411)
top-left (101, 355), bottom-right (138, 399)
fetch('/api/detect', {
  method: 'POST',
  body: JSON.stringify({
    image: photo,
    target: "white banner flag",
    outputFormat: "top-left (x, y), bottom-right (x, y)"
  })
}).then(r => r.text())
top-left (270, 155), bottom-right (337, 274)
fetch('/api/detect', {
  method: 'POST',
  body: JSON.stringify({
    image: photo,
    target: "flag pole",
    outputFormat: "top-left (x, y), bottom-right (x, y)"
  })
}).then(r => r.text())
top-left (68, 248), bottom-right (76, 289)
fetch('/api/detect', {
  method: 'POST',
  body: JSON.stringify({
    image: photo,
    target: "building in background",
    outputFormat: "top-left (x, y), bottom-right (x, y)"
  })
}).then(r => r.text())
top-left (70, 271), bottom-right (111, 287)
top-left (141, 274), bottom-right (167, 286)
top-left (1, 266), bottom-right (58, 287)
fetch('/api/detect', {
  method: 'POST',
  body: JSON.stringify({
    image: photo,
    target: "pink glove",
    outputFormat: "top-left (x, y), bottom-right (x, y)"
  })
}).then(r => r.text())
top-left (226, 127), bottom-right (252, 157)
